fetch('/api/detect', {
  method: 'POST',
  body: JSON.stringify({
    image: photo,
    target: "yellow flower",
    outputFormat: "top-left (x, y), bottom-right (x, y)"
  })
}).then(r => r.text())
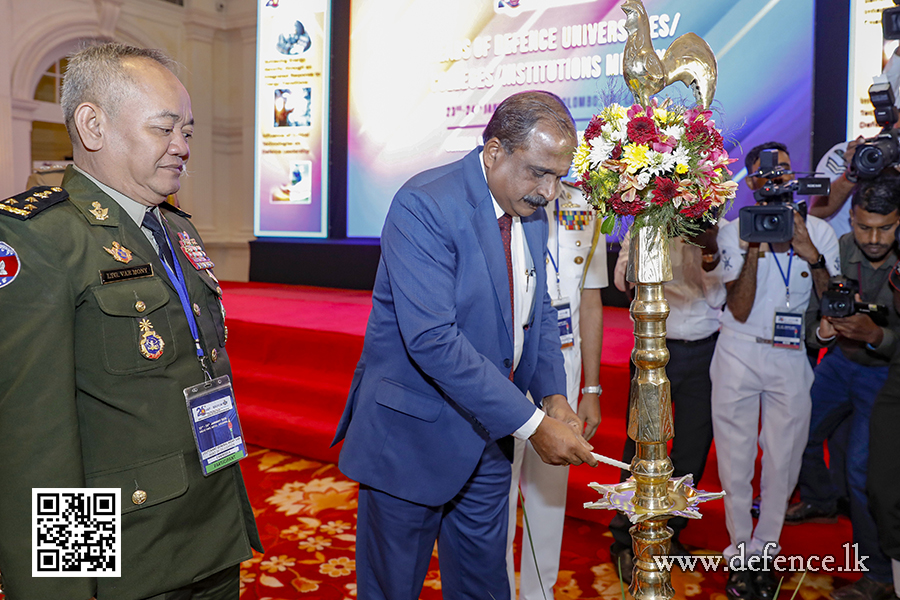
top-left (320, 556), bottom-right (355, 577)
top-left (652, 106), bottom-right (669, 124)
top-left (675, 163), bottom-right (689, 175)
top-left (298, 534), bottom-right (332, 552)
top-left (601, 104), bottom-right (627, 123)
top-left (259, 554), bottom-right (296, 573)
top-left (321, 520), bottom-right (352, 536)
top-left (572, 142), bottom-right (592, 174)
top-left (621, 144), bottom-right (651, 174)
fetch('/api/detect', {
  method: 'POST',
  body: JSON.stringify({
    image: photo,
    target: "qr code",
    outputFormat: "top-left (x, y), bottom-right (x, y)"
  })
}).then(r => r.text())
top-left (32, 489), bottom-right (121, 577)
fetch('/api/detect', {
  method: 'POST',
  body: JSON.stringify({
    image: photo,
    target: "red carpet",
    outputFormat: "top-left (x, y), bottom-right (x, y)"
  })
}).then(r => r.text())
top-left (223, 282), bottom-right (855, 568)
top-left (0, 282), bottom-right (859, 600)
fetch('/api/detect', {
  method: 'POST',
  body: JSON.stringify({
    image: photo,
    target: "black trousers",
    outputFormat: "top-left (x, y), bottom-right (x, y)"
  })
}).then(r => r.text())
top-left (610, 333), bottom-right (717, 547)
top-left (141, 564), bottom-right (240, 600)
top-left (868, 364), bottom-right (900, 561)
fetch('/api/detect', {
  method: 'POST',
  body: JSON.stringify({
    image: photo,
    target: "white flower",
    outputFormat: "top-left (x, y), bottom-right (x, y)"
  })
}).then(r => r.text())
top-left (589, 137), bottom-right (616, 165)
top-left (602, 121), bottom-right (627, 144)
top-left (636, 171), bottom-right (652, 188)
top-left (672, 144), bottom-right (691, 168)
top-left (661, 124), bottom-right (684, 141)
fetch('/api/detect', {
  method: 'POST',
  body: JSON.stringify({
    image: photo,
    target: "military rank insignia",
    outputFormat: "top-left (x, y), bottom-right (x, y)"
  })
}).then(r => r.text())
top-left (177, 232), bottom-right (214, 270)
top-left (90, 201), bottom-right (109, 221)
top-left (558, 209), bottom-right (593, 231)
top-left (103, 241), bottom-right (133, 264)
top-left (138, 318), bottom-right (165, 360)
top-left (0, 186), bottom-right (68, 220)
top-left (0, 242), bottom-right (20, 289)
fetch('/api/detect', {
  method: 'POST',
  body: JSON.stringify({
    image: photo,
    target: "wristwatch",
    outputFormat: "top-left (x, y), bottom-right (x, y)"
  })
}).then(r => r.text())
top-left (808, 254), bottom-right (827, 269)
top-left (581, 385), bottom-right (602, 395)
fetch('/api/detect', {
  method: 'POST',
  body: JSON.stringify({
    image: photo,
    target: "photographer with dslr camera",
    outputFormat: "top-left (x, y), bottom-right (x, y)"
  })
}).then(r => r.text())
top-left (712, 142), bottom-right (840, 600)
top-left (788, 175), bottom-right (900, 600)
top-left (810, 47), bottom-right (900, 238)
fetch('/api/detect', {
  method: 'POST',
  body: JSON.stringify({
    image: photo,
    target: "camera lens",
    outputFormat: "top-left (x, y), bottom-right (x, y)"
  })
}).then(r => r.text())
top-left (855, 146), bottom-right (886, 176)
top-left (758, 214), bottom-right (781, 231)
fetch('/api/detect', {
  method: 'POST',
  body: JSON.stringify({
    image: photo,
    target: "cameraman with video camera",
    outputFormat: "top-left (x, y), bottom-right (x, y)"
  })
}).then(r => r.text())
top-left (712, 142), bottom-right (840, 600)
top-left (788, 174), bottom-right (900, 600)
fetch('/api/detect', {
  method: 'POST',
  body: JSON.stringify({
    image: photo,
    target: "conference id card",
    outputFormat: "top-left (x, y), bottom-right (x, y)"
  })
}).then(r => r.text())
top-left (553, 297), bottom-right (574, 349)
top-left (773, 311), bottom-right (803, 350)
top-left (184, 376), bottom-right (247, 476)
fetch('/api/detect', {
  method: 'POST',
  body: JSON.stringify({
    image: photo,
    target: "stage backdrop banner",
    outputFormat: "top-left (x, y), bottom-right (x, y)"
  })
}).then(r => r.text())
top-left (254, 0), bottom-right (331, 238)
top-left (346, 0), bottom-right (815, 238)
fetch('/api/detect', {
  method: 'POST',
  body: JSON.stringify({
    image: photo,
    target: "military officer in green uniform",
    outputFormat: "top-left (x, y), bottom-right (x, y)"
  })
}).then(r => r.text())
top-left (0, 43), bottom-right (261, 599)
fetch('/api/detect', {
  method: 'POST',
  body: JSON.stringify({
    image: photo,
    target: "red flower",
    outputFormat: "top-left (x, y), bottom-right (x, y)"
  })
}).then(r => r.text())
top-left (679, 198), bottom-right (712, 218)
top-left (584, 115), bottom-right (605, 142)
top-left (580, 174), bottom-right (593, 196)
top-left (608, 192), bottom-right (646, 216)
top-left (610, 143), bottom-right (623, 160)
top-left (651, 177), bottom-right (679, 206)
top-left (627, 116), bottom-right (658, 145)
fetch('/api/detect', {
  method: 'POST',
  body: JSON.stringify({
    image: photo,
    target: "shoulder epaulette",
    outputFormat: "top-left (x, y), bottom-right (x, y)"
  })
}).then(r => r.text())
top-left (158, 200), bottom-right (191, 219)
top-left (0, 186), bottom-right (69, 220)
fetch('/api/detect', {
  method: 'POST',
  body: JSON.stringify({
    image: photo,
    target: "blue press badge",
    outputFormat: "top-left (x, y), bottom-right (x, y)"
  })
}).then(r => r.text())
top-left (184, 376), bottom-right (247, 476)
top-left (553, 297), bottom-right (574, 349)
top-left (773, 311), bottom-right (803, 350)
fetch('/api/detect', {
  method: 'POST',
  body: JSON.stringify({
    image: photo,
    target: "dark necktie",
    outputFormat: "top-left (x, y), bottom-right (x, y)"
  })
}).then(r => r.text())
top-left (498, 213), bottom-right (514, 380)
top-left (142, 209), bottom-right (175, 271)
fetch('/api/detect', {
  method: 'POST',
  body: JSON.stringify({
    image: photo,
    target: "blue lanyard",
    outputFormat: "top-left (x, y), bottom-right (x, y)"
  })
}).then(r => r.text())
top-left (771, 248), bottom-right (794, 309)
top-left (158, 213), bottom-right (212, 380)
top-left (549, 200), bottom-right (561, 298)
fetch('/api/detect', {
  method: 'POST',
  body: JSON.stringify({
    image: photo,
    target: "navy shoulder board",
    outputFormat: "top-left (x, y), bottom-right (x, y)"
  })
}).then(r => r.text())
top-left (0, 186), bottom-right (69, 220)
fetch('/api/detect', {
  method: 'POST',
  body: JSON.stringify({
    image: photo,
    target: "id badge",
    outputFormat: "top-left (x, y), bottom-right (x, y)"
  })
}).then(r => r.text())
top-left (553, 297), bottom-right (574, 349)
top-left (773, 311), bottom-right (803, 350)
top-left (184, 375), bottom-right (247, 476)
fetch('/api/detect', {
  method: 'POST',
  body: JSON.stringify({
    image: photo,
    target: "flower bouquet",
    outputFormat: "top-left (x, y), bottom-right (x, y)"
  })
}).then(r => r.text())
top-left (573, 99), bottom-right (738, 238)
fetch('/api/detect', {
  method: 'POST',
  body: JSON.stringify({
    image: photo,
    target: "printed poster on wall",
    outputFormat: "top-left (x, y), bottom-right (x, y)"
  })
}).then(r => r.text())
top-left (254, 0), bottom-right (331, 238)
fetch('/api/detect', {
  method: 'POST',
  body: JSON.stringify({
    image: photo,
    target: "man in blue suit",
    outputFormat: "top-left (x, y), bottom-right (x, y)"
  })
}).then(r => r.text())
top-left (333, 91), bottom-right (598, 599)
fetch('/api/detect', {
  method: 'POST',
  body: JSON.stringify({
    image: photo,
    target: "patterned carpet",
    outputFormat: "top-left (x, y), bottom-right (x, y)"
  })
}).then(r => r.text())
top-left (237, 445), bottom-right (856, 600)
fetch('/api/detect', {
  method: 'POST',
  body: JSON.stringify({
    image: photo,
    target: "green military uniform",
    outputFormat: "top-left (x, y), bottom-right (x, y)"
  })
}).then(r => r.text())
top-left (0, 167), bottom-right (262, 600)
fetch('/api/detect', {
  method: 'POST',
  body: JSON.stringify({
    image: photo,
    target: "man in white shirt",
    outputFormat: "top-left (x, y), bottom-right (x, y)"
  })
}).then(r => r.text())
top-left (609, 222), bottom-right (726, 582)
top-left (713, 142), bottom-right (840, 600)
top-left (506, 181), bottom-right (606, 599)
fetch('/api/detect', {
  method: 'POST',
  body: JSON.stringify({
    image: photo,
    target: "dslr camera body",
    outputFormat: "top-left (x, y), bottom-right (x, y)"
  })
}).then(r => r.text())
top-left (849, 82), bottom-right (900, 180)
top-left (739, 149), bottom-right (830, 243)
top-left (820, 277), bottom-right (885, 318)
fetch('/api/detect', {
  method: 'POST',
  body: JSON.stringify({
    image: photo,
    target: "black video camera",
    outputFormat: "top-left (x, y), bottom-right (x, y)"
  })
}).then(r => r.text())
top-left (849, 82), bottom-right (900, 180)
top-left (739, 149), bottom-right (830, 243)
top-left (820, 277), bottom-right (885, 318)
top-left (883, 1), bottom-right (900, 40)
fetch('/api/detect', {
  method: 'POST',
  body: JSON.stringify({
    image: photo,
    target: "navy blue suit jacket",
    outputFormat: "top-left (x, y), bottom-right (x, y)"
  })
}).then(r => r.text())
top-left (333, 148), bottom-right (566, 506)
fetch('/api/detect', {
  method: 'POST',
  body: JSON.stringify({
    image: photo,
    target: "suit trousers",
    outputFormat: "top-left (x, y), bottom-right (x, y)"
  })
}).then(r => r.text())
top-left (356, 441), bottom-right (512, 600)
top-left (141, 564), bottom-right (239, 600)
top-left (506, 436), bottom-right (569, 600)
top-left (710, 334), bottom-right (813, 559)
top-left (610, 334), bottom-right (717, 547)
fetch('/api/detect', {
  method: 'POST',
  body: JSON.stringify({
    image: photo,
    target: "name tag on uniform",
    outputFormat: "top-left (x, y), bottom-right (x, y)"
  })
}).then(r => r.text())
top-left (99, 264), bottom-right (153, 284)
top-left (553, 297), bottom-right (574, 348)
top-left (184, 376), bottom-right (247, 476)
top-left (773, 311), bottom-right (803, 350)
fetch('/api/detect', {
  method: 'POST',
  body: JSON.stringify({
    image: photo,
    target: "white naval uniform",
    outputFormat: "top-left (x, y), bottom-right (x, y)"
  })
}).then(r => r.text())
top-left (506, 183), bottom-right (608, 599)
top-left (711, 216), bottom-right (839, 560)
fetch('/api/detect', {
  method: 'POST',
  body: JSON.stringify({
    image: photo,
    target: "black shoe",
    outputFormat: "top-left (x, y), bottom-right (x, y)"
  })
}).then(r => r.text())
top-left (751, 495), bottom-right (760, 519)
top-left (725, 570), bottom-right (754, 600)
top-left (751, 569), bottom-right (781, 600)
top-left (830, 576), bottom-right (897, 600)
top-left (609, 542), bottom-right (634, 585)
top-left (784, 501), bottom-right (838, 525)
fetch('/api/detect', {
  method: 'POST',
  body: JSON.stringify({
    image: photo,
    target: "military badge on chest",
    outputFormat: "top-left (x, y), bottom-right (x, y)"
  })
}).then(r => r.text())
top-left (558, 208), bottom-right (593, 231)
top-left (177, 231), bottom-right (215, 270)
top-left (138, 318), bottom-right (165, 360)
top-left (0, 242), bottom-right (20, 289)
